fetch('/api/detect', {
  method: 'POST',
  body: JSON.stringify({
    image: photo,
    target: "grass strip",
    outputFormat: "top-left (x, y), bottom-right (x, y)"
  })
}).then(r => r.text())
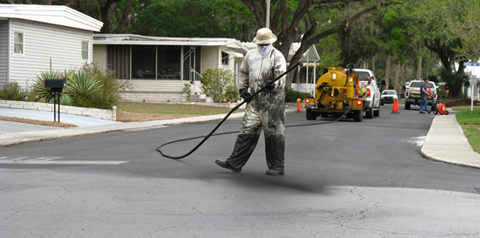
top-left (456, 110), bottom-right (480, 125)
top-left (0, 116), bottom-right (77, 128)
top-left (451, 105), bottom-right (480, 112)
top-left (117, 102), bottom-right (243, 115)
top-left (464, 127), bottom-right (480, 153)
top-left (455, 110), bottom-right (480, 153)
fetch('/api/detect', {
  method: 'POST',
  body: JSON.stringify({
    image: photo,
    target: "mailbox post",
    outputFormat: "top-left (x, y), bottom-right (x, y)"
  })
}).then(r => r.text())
top-left (45, 77), bottom-right (66, 122)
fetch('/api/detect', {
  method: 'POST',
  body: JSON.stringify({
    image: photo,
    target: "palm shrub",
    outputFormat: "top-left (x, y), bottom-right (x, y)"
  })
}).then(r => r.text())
top-left (200, 68), bottom-right (239, 103)
top-left (33, 65), bottom-right (131, 109)
top-left (63, 69), bottom-right (101, 108)
top-left (82, 63), bottom-right (132, 109)
top-left (0, 82), bottom-right (25, 101)
top-left (33, 70), bottom-right (65, 103)
top-left (44, 94), bottom-right (73, 106)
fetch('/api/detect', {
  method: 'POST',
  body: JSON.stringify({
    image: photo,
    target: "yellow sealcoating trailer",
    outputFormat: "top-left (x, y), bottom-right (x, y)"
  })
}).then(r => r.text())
top-left (305, 66), bottom-right (366, 122)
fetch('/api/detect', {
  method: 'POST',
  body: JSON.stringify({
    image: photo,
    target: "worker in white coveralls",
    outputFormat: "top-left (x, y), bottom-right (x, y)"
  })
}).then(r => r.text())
top-left (215, 28), bottom-right (287, 175)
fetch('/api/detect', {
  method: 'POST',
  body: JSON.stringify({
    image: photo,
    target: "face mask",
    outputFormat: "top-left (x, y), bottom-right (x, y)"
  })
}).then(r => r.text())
top-left (257, 44), bottom-right (272, 58)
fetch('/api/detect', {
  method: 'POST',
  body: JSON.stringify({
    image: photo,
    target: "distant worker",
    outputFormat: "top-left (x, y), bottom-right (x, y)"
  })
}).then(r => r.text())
top-left (215, 28), bottom-right (287, 175)
top-left (419, 78), bottom-right (431, 114)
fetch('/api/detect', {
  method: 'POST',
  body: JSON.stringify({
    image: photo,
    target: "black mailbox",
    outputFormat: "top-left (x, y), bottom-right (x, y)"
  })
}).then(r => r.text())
top-left (45, 78), bottom-right (66, 92)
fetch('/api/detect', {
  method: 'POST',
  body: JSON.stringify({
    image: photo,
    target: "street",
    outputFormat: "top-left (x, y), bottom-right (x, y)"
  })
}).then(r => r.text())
top-left (1, 104), bottom-right (480, 237)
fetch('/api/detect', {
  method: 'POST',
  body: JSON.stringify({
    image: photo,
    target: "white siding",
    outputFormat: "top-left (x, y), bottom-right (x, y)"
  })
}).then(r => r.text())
top-left (119, 79), bottom-right (183, 93)
top-left (92, 44), bottom-right (107, 69)
top-left (9, 19), bottom-right (93, 88)
top-left (200, 46), bottom-right (237, 73)
top-left (0, 20), bottom-right (8, 87)
top-left (220, 47), bottom-right (235, 72)
top-left (200, 46), bottom-right (219, 73)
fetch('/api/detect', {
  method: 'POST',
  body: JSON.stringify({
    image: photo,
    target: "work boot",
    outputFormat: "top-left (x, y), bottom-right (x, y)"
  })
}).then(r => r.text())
top-left (215, 160), bottom-right (241, 173)
top-left (419, 111), bottom-right (425, 114)
top-left (428, 110), bottom-right (432, 114)
top-left (266, 169), bottom-right (284, 175)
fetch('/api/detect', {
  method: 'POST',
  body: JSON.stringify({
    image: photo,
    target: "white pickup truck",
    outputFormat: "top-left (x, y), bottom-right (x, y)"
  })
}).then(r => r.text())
top-left (354, 69), bottom-right (381, 118)
top-left (404, 80), bottom-right (437, 110)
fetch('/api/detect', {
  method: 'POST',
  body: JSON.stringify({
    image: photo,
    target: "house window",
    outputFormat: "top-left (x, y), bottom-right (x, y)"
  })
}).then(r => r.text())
top-left (221, 52), bottom-right (229, 65)
top-left (82, 41), bottom-right (89, 60)
top-left (14, 32), bottom-right (23, 54)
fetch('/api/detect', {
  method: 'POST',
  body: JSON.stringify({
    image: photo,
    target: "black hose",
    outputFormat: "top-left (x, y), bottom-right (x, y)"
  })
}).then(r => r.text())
top-left (156, 61), bottom-right (311, 160)
top-left (156, 106), bottom-right (352, 159)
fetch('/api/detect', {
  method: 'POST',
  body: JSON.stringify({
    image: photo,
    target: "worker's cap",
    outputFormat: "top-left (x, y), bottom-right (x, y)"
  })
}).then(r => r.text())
top-left (253, 28), bottom-right (277, 45)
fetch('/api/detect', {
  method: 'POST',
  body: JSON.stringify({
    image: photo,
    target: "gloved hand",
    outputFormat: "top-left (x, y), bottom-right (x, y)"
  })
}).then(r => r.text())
top-left (265, 80), bottom-right (275, 90)
top-left (239, 88), bottom-right (252, 102)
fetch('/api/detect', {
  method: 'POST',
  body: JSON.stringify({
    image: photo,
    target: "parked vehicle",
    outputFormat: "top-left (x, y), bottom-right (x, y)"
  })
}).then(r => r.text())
top-left (354, 69), bottom-right (381, 118)
top-left (304, 67), bottom-right (382, 122)
top-left (380, 90), bottom-right (398, 105)
top-left (404, 80), bottom-right (437, 110)
top-left (305, 67), bottom-right (365, 121)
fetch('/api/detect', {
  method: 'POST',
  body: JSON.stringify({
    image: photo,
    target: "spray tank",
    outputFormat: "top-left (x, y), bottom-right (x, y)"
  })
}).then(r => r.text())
top-left (305, 64), bottom-right (365, 122)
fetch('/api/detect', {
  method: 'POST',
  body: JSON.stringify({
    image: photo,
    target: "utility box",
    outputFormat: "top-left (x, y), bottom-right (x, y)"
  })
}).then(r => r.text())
top-left (45, 78), bottom-right (66, 92)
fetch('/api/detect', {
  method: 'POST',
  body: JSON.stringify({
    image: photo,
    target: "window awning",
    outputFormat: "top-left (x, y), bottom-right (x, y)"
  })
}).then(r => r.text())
top-left (223, 50), bottom-right (244, 59)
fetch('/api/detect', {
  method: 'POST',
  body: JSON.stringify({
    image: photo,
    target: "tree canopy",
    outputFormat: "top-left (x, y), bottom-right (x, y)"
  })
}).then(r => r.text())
top-left (4, 0), bottom-right (479, 96)
top-left (130, 0), bottom-right (257, 40)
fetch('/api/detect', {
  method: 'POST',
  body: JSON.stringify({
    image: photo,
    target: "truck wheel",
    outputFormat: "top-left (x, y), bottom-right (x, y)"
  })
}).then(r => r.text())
top-left (366, 108), bottom-right (374, 118)
top-left (374, 107), bottom-right (380, 117)
top-left (405, 102), bottom-right (411, 110)
top-left (306, 109), bottom-right (317, 120)
top-left (353, 110), bottom-right (363, 122)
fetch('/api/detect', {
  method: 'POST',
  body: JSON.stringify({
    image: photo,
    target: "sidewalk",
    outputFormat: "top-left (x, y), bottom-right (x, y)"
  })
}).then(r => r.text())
top-left (1, 107), bottom-right (480, 169)
top-left (421, 114), bottom-right (480, 168)
top-left (0, 107), bottom-right (248, 147)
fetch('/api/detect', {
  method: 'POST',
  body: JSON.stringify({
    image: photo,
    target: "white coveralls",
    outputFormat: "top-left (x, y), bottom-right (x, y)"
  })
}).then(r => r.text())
top-left (225, 46), bottom-right (287, 171)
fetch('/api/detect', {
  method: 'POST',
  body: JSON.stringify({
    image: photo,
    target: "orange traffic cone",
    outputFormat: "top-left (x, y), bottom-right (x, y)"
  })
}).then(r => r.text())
top-left (296, 98), bottom-right (302, 113)
top-left (391, 99), bottom-right (399, 114)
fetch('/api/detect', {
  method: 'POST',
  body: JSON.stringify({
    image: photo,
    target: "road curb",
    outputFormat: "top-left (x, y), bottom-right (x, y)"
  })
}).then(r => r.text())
top-left (1, 109), bottom-right (296, 147)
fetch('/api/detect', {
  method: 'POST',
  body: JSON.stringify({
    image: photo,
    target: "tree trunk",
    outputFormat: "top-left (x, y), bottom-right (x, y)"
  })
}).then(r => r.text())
top-left (394, 64), bottom-right (400, 92)
top-left (424, 39), bottom-right (466, 97)
top-left (425, 59), bottom-right (429, 79)
top-left (385, 54), bottom-right (391, 89)
top-left (241, 0), bottom-right (388, 89)
top-left (401, 64), bottom-right (407, 98)
top-left (113, 0), bottom-right (133, 33)
top-left (416, 56), bottom-right (422, 80)
top-left (100, 0), bottom-right (122, 33)
top-left (372, 56), bottom-right (375, 73)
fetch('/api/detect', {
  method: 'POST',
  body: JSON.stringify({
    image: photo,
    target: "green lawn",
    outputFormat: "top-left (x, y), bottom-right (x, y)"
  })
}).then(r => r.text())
top-left (117, 102), bottom-right (242, 115)
top-left (454, 107), bottom-right (480, 153)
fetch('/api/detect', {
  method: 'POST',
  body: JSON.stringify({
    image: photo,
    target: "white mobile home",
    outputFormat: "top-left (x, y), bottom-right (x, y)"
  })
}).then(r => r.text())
top-left (0, 4), bottom-right (103, 89)
top-left (93, 35), bottom-right (320, 102)
top-left (92, 34), bottom-right (247, 103)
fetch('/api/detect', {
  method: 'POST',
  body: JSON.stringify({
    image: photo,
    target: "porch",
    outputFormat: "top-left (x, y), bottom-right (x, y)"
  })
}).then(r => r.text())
top-left (93, 34), bottom-right (247, 102)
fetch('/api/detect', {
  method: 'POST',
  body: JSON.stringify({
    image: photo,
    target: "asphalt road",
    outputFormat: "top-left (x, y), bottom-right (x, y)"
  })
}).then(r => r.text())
top-left (1, 104), bottom-right (480, 237)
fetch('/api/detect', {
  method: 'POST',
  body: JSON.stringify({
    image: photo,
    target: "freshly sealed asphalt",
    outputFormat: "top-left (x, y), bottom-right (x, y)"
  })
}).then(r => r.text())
top-left (1, 106), bottom-right (479, 169)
